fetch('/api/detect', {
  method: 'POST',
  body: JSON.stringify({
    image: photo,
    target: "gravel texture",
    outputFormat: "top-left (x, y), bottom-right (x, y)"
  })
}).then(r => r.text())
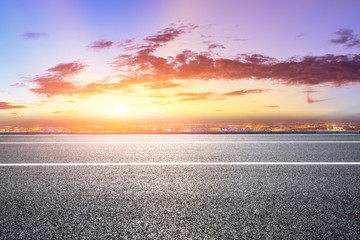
top-left (1, 166), bottom-right (360, 239)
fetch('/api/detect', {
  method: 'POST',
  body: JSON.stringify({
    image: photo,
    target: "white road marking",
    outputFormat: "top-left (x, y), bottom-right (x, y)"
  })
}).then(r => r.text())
top-left (0, 141), bottom-right (360, 144)
top-left (0, 162), bottom-right (360, 166)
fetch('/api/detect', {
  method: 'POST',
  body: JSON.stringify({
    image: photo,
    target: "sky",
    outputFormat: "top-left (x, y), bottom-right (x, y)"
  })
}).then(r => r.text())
top-left (1, 0), bottom-right (360, 129)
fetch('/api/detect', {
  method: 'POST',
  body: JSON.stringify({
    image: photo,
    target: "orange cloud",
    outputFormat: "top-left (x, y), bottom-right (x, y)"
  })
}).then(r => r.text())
top-left (26, 62), bottom-right (86, 97)
top-left (19, 62), bottom-right (112, 97)
top-left (0, 102), bottom-right (27, 110)
top-left (145, 81), bottom-right (181, 89)
top-left (178, 89), bottom-right (266, 101)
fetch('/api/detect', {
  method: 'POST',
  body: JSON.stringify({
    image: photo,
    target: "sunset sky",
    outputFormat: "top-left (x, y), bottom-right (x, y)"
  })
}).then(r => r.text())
top-left (1, 0), bottom-right (360, 128)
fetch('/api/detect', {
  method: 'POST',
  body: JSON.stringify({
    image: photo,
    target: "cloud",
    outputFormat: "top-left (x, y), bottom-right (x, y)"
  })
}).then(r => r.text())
top-left (295, 32), bottom-right (309, 39)
top-left (114, 45), bottom-right (360, 87)
top-left (23, 32), bottom-right (48, 40)
top-left (207, 44), bottom-right (225, 50)
top-left (19, 24), bottom-right (360, 99)
top-left (0, 102), bottom-right (27, 110)
top-left (233, 38), bottom-right (248, 41)
top-left (178, 92), bottom-right (216, 101)
top-left (144, 23), bottom-right (198, 44)
top-left (302, 88), bottom-right (329, 104)
top-left (10, 82), bottom-right (27, 88)
top-left (52, 111), bottom-right (63, 114)
top-left (25, 62), bottom-right (87, 97)
top-left (264, 105), bottom-right (280, 108)
top-left (117, 39), bottom-right (135, 48)
top-left (178, 89), bottom-right (265, 101)
top-left (224, 89), bottom-right (265, 96)
top-left (330, 28), bottom-right (360, 48)
top-left (147, 94), bottom-right (170, 98)
top-left (152, 101), bottom-right (172, 105)
top-left (145, 81), bottom-right (181, 89)
top-left (89, 39), bottom-right (114, 50)
top-left (18, 62), bottom-right (110, 97)
top-left (302, 90), bottom-right (319, 93)
top-left (117, 23), bottom-right (199, 56)
top-left (306, 93), bottom-right (328, 104)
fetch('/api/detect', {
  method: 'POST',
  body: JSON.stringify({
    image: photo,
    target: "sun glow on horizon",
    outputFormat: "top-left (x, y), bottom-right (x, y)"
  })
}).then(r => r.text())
top-left (111, 105), bottom-right (129, 116)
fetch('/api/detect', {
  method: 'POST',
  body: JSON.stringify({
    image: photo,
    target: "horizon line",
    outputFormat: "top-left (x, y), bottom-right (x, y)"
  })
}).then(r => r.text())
top-left (1, 130), bottom-right (360, 135)
top-left (1, 162), bottom-right (360, 167)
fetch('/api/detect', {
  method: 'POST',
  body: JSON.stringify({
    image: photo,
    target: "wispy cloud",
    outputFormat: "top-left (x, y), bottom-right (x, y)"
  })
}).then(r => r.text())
top-left (23, 32), bottom-right (48, 40)
top-left (306, 93), bottom-right (328, 104)
top-left (303, 89), bottom-right (329, 104)
top-left (178, 89), bottom-right (266, 101)
top-left (207, 43), bottom-right (225, 51)
top-left (89, 39), bottom-right (114, 50)
top-left (224, 89), bottom-right (264, 96)
top-left (144, 23), bottom-right (198, 44)
top-left (295, 32), bottom-right (309, 39)
top-left (10, 82), bottom-right (27, 88)
top-left (330, 28), bottom-right (360, 48)
top-left (264, 105), bottom-right (280, 108)
top-left (145, 81), bottom-right (181, 89)
top-left (0, 102), bottom-right (27, 110)
top-left (152, 101), bottom-right (172, 105)
top-left (115, 23), bottom-right (198, 56)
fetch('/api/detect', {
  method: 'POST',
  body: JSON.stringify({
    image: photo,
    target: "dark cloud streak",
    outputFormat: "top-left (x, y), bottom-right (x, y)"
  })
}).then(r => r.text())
top-left (330, 28), bottom-right (360, 48)
top-left (306, 93), bottom-right (328, 104)
top-left (23, 32), bottom-right (48, 40)
top-left (89, 39), bottom-right (114, 50)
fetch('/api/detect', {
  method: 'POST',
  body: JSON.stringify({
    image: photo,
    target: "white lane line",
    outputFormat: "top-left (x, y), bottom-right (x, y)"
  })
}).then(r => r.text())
top-left (0, 141), bottom-right (360, 144)
top-left (1, 162), bottom-right (360, 166)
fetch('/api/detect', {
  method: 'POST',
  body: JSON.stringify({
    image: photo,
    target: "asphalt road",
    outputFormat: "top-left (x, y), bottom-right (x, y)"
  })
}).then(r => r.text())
top-left (1, 135), bottom-right (360, 239)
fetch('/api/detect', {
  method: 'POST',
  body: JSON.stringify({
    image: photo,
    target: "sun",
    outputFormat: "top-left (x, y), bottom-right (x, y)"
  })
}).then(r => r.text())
top-left (112, 106), bottom-right (128, 116)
